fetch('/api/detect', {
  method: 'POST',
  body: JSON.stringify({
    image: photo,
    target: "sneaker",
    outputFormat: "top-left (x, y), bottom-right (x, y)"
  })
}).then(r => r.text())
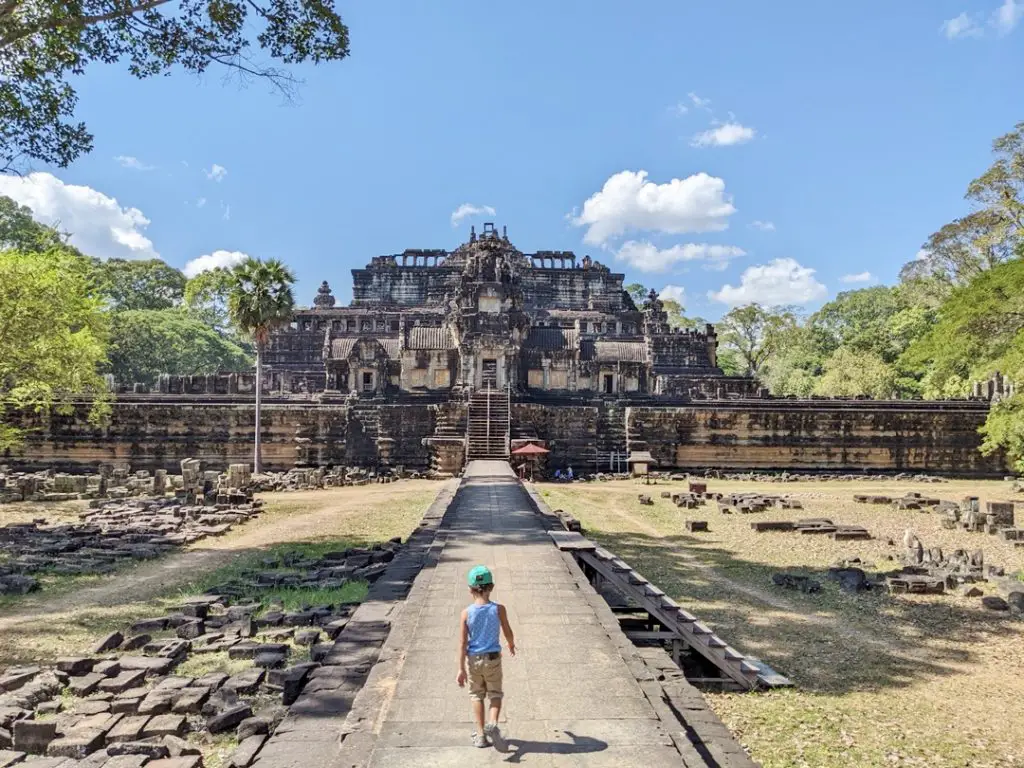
top-left (472, 730), bottom-right (490, 748)
top-left (484, 723), bottom-right (506, 753)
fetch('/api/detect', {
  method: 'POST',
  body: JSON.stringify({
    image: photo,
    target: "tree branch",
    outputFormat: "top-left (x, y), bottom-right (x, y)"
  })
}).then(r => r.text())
top-left (0, 0), bottom-right (173, 50)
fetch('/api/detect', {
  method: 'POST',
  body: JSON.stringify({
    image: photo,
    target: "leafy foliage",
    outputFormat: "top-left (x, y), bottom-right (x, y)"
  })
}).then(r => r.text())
top-left (107, 309), bottom-right (252, 386)
top-left (93, 258), bottom-right (187, 311)
top-left (184, 267), bottom-right (235, 332)
top-left (716, 304), bottom-right (797, 378)
top-left (0, 247), bottom-right (109, 448)
top-left (227, 258), bottom-right (296, 348)
top-left (0, 195), bottom-right (74, 251)
top-left (0, 0), bottom-right (350, 171)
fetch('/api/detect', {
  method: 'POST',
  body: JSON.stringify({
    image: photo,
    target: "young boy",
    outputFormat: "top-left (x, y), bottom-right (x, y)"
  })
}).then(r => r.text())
top-left (456, 565), bottom-right (516, 750)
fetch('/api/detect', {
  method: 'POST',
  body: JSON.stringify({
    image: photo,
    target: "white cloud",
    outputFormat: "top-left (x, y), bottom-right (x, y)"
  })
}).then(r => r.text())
top-left (750, 220), bottom-right (776, 232)
top-left (183, 250), bottom-right (249, 278)
top-left (659, 285), bottom-right (686, 304)
top-left (671, 102), bottom-right (689, 116)
top-left (691, 122), bottom-right (757, 148)
top-left (840, 271), bottom-right (874, 284)
top-left (450, 203), bottom-right (496, 226)
top-left (616, 240), bottom-right (745, 273)
top-left (205, 164), bottom-right (228, 182)
top-left (942, 12), bottom-right (983, 38)
top-left (114, 155), bottom-right (154, 171)
top-left (993, 0), bottom-right (1023, 33)
top-left (196, 197), bottom-right (207, 208)
top-left (689, 92), bottom-right (712, 110)
top-left (709, 258), bottom-right (827, 307)
top-left (222, 203), bottom-right (231, 221)
top-left (571, 170), bottom-right (736, 246)
top-left (0, 172), bottom-right (158, 260)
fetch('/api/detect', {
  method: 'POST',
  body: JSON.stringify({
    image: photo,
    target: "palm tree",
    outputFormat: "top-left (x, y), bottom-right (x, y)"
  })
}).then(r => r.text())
top-left (228, 258), bottom-right (295, 474)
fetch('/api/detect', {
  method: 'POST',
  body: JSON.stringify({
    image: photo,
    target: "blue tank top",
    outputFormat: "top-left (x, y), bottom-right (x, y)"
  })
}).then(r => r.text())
top-left (466, 602), bottom-right (501, 655)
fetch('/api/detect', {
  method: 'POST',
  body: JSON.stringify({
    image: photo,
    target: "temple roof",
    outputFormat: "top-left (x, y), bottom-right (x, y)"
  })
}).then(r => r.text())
top-left (329, 337), bottom-right (402, 359)
top-left (586, 341), bottom-right (647, 363)
top-left (524, 328), bottom-right (579, 351)
top-left (407, 327), bottom-right (456, 350)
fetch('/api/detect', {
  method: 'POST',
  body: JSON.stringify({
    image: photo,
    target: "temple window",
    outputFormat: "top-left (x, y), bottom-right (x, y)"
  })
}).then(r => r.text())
top-left (391, 320), bottom-right (400, 331)
top-left (332, 320), bottom-right (341, 331)
top-left (302, 321), bottom-right (312, 331)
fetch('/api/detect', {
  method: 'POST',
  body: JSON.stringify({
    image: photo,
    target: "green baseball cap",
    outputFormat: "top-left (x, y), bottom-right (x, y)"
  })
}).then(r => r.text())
top-left (467, 565), bottom-right (494, 587)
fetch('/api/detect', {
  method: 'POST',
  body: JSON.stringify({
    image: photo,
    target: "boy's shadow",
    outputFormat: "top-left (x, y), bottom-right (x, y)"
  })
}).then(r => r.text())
top-left (500, 731), bottom-right (607, 763)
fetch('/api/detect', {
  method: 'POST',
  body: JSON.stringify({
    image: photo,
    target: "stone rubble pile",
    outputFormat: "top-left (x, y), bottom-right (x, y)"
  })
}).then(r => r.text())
top-left (752, 518), bottom-right (872, 541)
top-left (885, 530), bottom-right (1024, 611)
top-left (0, 539), bottom-right (403, 768)
top-left (246, 466), bottom-right (417, 493)
top-left (0, 459), bottom-right (270, 596)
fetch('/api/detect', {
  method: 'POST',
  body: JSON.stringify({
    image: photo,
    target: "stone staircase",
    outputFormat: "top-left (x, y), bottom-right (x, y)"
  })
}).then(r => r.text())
top-left (466, 387), bottom-right (510, 460)
top-left (593, 400), bottom-right (629, 474)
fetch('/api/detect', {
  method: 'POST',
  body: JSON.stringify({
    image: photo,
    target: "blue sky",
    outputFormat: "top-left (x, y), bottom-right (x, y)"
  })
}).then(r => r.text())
top-left (1, 0), bottom-right (1022, 319)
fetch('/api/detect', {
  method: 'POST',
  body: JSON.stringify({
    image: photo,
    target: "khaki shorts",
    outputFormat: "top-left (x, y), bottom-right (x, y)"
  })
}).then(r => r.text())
top-left (467, 654), bottom-right (503, 702)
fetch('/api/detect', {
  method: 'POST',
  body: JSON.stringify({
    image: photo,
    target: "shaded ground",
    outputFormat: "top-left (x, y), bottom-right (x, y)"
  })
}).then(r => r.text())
top-left (539, 477), bottom-right (1024, 768)
top-left (0, 481), bottom-right (440, 665)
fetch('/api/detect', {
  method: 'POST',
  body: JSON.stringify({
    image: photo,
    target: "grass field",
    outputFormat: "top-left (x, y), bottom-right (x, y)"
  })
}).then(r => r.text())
top-left (538, 477), bottom-right (1024, 768)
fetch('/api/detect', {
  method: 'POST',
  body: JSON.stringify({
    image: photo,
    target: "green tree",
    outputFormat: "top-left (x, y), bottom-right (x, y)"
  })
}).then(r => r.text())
top-left (717, 304), bottom-right (797, 378)
top-left (228, 257), bottom-right (295, 473)
top-left (901, 256), bottom-right (1024, 399)
top-left (107, 309), bottom-right (252, 386)
top-left (0, 194), bottom-right (74, 252)
top-left (0, 247), bottom-right (108, 448)
top-left (1, 0), bottom-right (350, 172)
top-left (759, 325), bottom-right (822, 396)
top-left (812, 347), bottom-right (897, 399)
top-left (900, 121), bottom-right (1024, 288)
top-left (184, 267), bottom-right (236, 333)
top-left (94, 258), bottom-right (187, 311)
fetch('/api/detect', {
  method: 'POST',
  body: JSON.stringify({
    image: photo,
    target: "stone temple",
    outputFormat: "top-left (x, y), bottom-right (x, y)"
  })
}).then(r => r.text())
top-left (264, 222), bottom-right (755, 400)
top-left (3, 224), bottom-right (1008, 476)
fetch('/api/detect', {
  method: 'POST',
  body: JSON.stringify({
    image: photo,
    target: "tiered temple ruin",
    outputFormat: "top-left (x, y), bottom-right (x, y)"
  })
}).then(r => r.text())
top-left (2, 225), bottom-right (1009, 476)
top-left (262, 223), bottom-right (755, 400)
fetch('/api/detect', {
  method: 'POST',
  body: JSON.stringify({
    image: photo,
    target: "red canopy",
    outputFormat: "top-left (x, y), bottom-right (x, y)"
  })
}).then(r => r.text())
top-left (511, 443), bottom-right (550, 456)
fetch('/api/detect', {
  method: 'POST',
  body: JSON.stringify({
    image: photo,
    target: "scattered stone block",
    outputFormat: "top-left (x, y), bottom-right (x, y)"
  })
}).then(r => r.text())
top-left (226, 735), bottom-right (265, 768)
top-left (93, 632), bottom-right (123, 654)
top-left (684, 521), bottom-right (708, 533)
top-left (175, 621), bottom-right (204, 641)
top-left (120, 636), bottom-right (150, 652)
top-left (982, 596), bottom-right (1009, 611)
top-left (0, 751), bottom-right (26, 768)
top-left (93, 661), bottom-right (121, 678)
top-left (141, 715), bottom-right (185, 739)
top-left (106, 742), bottom-right (169, 759)
top-left (103, 755), bottom-right (150, 768)
top-left (146, 757), bottom-right (203, 768)
top-left (55, 659), bottom-right (95, 677)
top-left (46, 727), bottom-right (106, 759)
top-left (67, 675), bottom-right (103, 697)
top-left (0, 670), bottom-right (39, 694)
top-left (105, 716), bottom-right (149, 744)
top-left (72, 701), bottom-right (109, 716)
top-left (170, 689), bottom-right (208, 716)
top-left (207, 705), bottom-right (252, 734)
top-left (771, 573), bottom-right (821, 593)
top-left (12, 721), bottom-right (56, 754)
top-left (98, 671), bottom-right (147, 695)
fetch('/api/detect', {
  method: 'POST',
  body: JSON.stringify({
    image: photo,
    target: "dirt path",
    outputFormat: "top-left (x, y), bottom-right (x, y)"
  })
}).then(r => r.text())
top-left (0, 482), bottom-right (438, 632)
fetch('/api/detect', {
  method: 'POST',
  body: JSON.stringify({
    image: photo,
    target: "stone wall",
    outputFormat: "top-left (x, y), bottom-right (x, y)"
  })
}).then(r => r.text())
top-left (627, 401), bottom-right (1005, 476)
top-left (3, 396), bottom-right (1007, 477)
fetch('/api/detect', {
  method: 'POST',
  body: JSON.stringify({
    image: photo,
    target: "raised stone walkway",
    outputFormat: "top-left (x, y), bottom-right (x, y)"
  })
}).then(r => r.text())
top-left (256, 461), bottom-right (756, 767)
top-left (338, 461), bottom-right (757, 767)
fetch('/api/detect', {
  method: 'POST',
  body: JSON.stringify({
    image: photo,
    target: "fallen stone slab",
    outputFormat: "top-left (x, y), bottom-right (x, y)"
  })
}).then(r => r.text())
top-left (141, 715), bottom-right (186, 739)
top-left (0, 670), bottom-right (39, 694)
top-left (55, 659), bottom-right (95, 677)
top-left (105, 716), bottom-right (149, 744)
top-left (0, 750), bottom-right (26, 768)
top-left (66, 675), bottom-right (103, 697)
top-left (46, 727), bottom-right (106, 759)
top-left (207, 705), bottom-right (252, 734)
top-left (12, 721), bottom-right (56, 755)
top-left (106, 742), bottom-right (170, 759)
top-left (226, 735), bottom-right (265, 768)
top-left (103, 755), bottom-right (150, 768)
top-left (98, 671), bottom-right (148, 695)
top-left (146, 757), bottom-right (202, 768)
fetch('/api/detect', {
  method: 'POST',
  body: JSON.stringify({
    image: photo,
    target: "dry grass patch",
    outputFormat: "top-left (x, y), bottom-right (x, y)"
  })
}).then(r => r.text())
top-left (539, 477), bottom-right (1024, 768)
top-left (0, 482), bottom-right (441, 665)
